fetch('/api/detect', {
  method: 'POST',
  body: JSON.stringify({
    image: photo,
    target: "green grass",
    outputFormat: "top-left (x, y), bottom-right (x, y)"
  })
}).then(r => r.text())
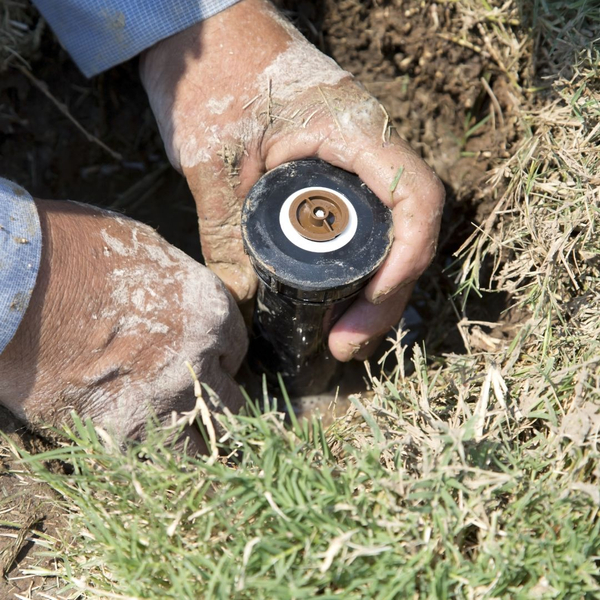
top-left (14, 381), bottom-right (600, 599)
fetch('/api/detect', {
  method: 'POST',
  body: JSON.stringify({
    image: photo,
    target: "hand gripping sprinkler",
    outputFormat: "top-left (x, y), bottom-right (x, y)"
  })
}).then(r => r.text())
top-left (241, 159), bottom-right (393, 397)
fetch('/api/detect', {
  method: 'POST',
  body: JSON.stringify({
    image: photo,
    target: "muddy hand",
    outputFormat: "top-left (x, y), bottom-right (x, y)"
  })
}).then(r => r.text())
top-left (0, 200), bottom-right (247, 452)
top-left (141, 0), bottom-right (445, 361)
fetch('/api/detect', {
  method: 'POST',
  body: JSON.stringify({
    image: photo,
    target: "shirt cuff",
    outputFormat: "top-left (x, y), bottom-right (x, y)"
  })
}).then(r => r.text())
top-left (0, 179), bottom-right (42, 355)
top-left (31, 0), bottom-right (243, 78)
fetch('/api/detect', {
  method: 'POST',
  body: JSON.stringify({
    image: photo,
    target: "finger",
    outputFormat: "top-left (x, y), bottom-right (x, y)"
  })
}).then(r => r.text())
top-left (321, 136), bottom-right (441, 356)
top-left (183, 158), bottom-right (263, 303)
top-left (351, 146), bottom-right (443, 303)
top-left (353, 334), bottom-right (385, 362)
top-left (320, 135), bottom-right (443, 300)
top-left (156, 359), bottom-right (247, 457)
top-left (329, 284), bottom-right (414, 362)
top-left (264, 102), bottom-right (444, 305)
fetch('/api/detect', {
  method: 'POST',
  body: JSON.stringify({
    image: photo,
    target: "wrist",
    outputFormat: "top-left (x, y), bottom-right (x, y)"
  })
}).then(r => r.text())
top-left (139, 0), bottom-right (350, 171)
top-left (0, 200), bottom-right (98, 414)
top-left (140, 0), bottom-right (284, 166)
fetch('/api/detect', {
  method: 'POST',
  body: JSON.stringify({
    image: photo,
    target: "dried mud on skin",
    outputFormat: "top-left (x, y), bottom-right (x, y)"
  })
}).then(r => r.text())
top-left (0, 1), bottom-right (526, 594)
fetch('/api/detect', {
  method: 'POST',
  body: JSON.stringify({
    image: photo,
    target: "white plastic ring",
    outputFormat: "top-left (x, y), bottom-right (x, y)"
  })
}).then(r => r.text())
top-left (279, 186), bottom-right (358, 253)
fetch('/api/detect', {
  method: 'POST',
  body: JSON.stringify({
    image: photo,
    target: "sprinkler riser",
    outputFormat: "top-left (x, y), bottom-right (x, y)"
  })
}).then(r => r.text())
top-left (249, 283), bottom-right (353, 396)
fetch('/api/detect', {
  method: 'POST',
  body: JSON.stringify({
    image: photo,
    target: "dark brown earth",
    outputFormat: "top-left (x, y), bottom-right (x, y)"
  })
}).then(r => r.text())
top-left (0, 407), bottom-right (67, 598)
top-left (0, 1), bottom-right (525, 595)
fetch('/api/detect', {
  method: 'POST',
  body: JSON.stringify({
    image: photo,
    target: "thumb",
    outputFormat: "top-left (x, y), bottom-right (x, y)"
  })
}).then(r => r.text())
top-left (183, 159), bottom-right (259, 303)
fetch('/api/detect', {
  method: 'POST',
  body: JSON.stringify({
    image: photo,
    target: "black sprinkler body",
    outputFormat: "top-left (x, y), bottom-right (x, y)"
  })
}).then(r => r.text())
top-left (241, 159), bottom-right (393, 397)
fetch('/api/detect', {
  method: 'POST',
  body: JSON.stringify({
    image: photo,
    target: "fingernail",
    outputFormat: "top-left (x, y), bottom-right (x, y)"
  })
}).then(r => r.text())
top-left (354, 344), bottom-right (373, 362)
top-left (371, 284), bottom-right (399, 305)
top-left (347, 340), bottom-right (372, 361)
top-left (348, 342), bottom-right (362, 357)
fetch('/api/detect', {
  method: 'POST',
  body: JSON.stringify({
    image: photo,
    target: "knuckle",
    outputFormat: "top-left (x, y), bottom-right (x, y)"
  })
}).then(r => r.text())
top-left (416, 168), bottom-right (445, 209)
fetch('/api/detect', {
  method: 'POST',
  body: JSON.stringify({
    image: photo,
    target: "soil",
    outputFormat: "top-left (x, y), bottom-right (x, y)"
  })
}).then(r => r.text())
top-left (0, 0), bottom-right (525, 595)
top-left (0, 407), bottom-right (67, 598)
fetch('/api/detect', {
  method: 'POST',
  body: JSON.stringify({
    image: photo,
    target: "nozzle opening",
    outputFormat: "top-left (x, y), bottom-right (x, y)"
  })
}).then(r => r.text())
top-left (289, 189), bottom-right (350, 241)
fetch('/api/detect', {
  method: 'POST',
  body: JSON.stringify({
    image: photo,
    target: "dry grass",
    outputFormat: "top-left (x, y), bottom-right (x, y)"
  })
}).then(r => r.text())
top-left (0, 0), bottom-right (43, 72)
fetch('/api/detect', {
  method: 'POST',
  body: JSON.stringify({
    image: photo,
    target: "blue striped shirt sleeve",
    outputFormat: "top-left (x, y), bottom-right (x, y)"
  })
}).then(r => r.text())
top-left (0, 179), bottom-right (42, 355)
top-left (31, 0), bottom-right (242, 77)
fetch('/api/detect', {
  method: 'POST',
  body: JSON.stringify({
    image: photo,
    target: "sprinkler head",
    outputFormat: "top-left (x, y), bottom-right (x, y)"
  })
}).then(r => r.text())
top-left (241, 158), bottom-right (393, 396)
top-left (242, 159), bottom-right (393, 303)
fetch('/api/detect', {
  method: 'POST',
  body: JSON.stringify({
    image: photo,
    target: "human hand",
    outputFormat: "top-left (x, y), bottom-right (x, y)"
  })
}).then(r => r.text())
top-left (0, 199), bottom-right (247, 453)
top-left (140, 0), bottom-right (444, 362)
